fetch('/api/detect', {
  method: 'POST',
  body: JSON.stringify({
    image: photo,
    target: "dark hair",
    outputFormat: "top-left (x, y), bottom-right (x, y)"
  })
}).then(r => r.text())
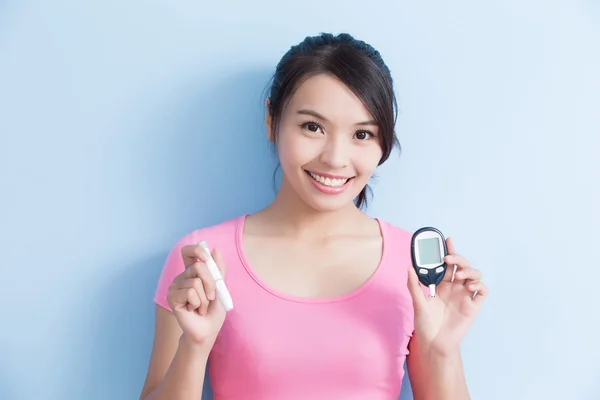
top-left (266, 32), bottom-right (400, 210)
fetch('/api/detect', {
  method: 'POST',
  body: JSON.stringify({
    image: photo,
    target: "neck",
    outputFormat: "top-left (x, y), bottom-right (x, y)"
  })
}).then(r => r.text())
top-left (255, 177), bottom-right (367, 238)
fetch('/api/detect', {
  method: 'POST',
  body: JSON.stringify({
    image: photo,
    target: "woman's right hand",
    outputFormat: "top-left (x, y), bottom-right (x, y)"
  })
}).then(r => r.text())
top-left (167, 244), bottom-right (228, 349)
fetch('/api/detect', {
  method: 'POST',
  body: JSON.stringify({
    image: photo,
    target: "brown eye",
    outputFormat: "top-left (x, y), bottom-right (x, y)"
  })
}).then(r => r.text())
top-left (300, 121), bottom-right (323, 133)
top-left (355, 131), bottom-right (370, 140)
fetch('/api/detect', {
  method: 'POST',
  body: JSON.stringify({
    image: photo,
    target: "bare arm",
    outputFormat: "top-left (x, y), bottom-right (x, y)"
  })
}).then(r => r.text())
top-left (406, 336), bottom-right (470, 400)
top-left (139, 306), bottom-right (211, 400)
top-left (405, 237), bottom-right (488, 400)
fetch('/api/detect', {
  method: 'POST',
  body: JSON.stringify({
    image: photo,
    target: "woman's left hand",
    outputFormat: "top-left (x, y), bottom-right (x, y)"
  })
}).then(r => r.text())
top-left (407, 237), bottom-right (488, 357)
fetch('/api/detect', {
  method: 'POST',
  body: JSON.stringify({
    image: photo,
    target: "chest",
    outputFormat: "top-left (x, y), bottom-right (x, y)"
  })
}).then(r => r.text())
top-left (209, 291), bottom-right (413, 397)
top-left (243, 234), bottom-right (383, 298)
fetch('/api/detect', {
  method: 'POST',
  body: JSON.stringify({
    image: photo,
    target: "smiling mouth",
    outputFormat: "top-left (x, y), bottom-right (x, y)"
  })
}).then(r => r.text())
top-left (305, 170), bottom-right (354, 187)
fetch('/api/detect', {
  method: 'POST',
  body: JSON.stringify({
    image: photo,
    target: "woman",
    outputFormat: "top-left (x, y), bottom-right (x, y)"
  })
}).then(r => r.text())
top-left (140, 32), bottom-right (487, 400)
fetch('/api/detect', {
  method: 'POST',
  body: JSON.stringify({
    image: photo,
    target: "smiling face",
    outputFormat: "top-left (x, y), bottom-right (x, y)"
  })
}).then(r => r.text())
top-left (268, 73), bottom-right (384, 212)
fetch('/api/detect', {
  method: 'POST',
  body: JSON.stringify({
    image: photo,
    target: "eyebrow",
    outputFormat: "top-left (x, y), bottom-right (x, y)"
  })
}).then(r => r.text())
top-left (296, 109), bottom-right (378, 127)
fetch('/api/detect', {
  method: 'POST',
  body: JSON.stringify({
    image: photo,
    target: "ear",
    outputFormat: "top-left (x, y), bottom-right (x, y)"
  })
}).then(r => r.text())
top-left (265, 98), bottom-right (274, 142)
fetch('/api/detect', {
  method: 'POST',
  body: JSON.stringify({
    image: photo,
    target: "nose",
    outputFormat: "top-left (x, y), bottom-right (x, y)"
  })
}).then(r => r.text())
top-left (319, 135), bottom-right (349, 169)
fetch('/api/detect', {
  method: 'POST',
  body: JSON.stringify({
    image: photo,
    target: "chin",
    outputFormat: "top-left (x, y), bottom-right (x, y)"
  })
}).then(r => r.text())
top-left (299, 177), bottom-right (365, 212)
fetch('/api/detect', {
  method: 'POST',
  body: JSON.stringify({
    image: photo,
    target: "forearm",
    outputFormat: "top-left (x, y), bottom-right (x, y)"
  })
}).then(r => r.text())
top-left (143, 336), bottom-right (210, 400)
top-left (422, 349), bottom-right (470, 400)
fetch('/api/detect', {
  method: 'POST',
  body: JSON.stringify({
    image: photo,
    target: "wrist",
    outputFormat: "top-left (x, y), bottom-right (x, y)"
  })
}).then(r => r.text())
top-left (422, 347), bottom-right (468, 400)
top-left (424, 348), bottom-right (463, 381)
top-left (179, 334), bottom-right (213, 359)
top-left (426, 345), bottom-right (462, 362)
top-left (413, 332), bottom-right (462, 360)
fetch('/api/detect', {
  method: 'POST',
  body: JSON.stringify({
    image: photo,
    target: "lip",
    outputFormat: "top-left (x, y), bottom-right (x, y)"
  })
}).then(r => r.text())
top-left (304, 170), bottom-right (354, 180)
top-left (305, 170), bottom-right (354, 195)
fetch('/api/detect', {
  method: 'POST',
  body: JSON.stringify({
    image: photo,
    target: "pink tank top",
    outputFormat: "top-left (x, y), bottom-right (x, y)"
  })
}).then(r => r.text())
top-left (154, 215), bottom-right (416, 400)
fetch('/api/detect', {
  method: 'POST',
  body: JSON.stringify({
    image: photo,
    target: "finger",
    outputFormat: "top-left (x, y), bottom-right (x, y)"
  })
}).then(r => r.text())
top-left (185, 261), bottom-right (217, 301)
top-left (181, 244), bottom-right (210, 268)
top-left (172, 270), bottom-right (186, 284)
top-left (442, 237), bottom-right (457, 282)
top-left (446, 236), bottom-right (456, 254)
top-left (178, 278), bottom-right (210, 315)
top-left (471, 282), bottom-right (489, 306)
top-left (443, 254), bottom-right (472, 283)
top-left (407, 267), bottom-right (427, 313)
top-left (169, 286), bottom-right (201, 311)
top-left (465, 280), bottom-right (485, 292)
top-left (443, 254), bottom-right (471, 269)
top-left (453, 267), bottom-right (482, 283)
top-left (184, 288), bottom-right (202, 311)
top-left (211, 248), bottom-right (226, 278)
top-left (442, 263), bottom-right (458, 282)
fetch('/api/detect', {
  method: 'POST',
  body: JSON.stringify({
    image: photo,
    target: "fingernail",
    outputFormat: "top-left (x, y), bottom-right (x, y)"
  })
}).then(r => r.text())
top-left (208, 291), bottom-right (215, 300)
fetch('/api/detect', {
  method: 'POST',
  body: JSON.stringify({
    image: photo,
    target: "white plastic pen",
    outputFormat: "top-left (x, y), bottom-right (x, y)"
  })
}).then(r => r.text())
top-left (197, 241), bottom-right (234, 311)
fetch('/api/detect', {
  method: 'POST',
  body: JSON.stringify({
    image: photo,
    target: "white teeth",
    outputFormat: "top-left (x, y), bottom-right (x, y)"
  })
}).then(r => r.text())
top-left (309, 172), bottom-right (349, 187)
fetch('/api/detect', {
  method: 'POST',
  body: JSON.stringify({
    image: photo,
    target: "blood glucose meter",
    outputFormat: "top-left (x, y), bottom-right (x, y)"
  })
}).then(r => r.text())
top-left (411, 227), bottom-right (448, 297)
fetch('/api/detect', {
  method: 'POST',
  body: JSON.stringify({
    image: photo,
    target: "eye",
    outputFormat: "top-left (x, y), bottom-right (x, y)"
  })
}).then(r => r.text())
top-left (300, 121), bottom-right (324, 134)
top-left (355, 130), bottom-right (375, 140)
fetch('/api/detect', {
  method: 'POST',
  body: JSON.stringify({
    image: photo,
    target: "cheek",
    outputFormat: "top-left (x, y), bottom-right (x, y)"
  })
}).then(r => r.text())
top-left (277, 131), bottom-right (319, 168)
top-left (354, 146), bottom-right (383, 175)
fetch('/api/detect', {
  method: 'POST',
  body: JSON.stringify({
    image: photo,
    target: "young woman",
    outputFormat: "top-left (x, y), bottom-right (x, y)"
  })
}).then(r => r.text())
top-left (140, 32), bottom-right (487, 400)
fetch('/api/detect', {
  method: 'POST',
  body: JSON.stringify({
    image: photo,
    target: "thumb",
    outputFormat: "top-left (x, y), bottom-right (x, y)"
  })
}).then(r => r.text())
top-left (407, 267), bottom-right (426, 312)
top-left (211, 248), bottom-right (226, 279)
top-left (206, 247), bottom-right (229, 316)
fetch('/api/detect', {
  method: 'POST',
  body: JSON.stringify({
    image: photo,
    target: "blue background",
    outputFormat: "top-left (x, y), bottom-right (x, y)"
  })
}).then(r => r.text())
top-left (1, 1), bottom-right (599, 399)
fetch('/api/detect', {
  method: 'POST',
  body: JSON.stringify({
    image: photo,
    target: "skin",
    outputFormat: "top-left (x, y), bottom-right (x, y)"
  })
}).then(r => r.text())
top-left (139, 73), bottom-right (488, 400)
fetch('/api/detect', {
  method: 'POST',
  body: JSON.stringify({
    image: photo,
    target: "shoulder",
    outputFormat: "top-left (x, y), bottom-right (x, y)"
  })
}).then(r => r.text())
top-left (375, 217), bottom-right (415, 269)
top-left (376, 217), bottom-right (413, 243)
top-left (170, 214), bottom-right (244, 250)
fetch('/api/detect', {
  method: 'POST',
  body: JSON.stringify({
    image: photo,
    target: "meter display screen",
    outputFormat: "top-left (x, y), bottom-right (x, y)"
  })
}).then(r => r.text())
top-left (418, 237), bottom-right (442, 265)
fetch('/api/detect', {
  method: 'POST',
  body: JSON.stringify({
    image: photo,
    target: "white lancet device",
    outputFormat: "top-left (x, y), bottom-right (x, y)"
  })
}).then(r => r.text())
top-left (410, 227), bottom-right (448, 297)
top-left (197, 241), bottom-right (234, 311)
